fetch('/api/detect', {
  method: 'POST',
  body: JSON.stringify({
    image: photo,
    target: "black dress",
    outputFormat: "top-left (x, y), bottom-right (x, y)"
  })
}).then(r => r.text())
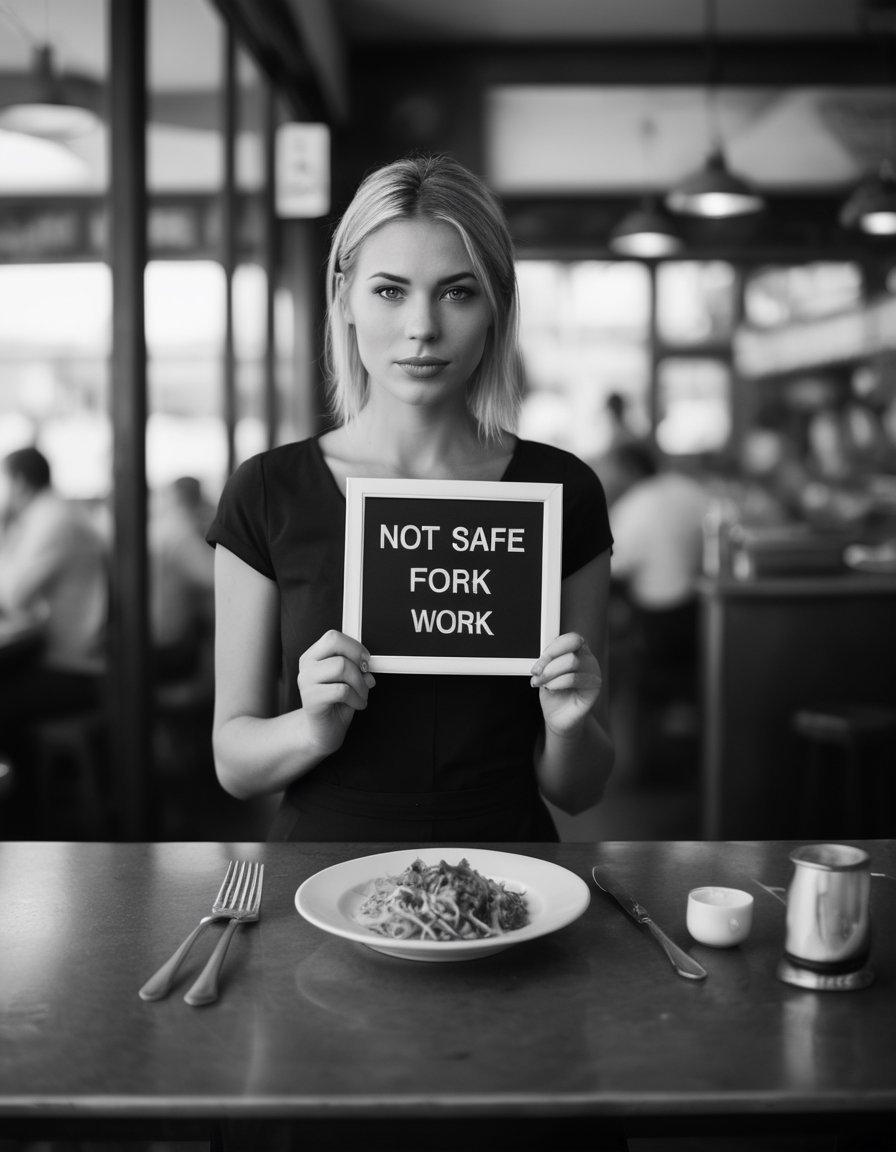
top-left (207, 435), bottom-right (612, 842)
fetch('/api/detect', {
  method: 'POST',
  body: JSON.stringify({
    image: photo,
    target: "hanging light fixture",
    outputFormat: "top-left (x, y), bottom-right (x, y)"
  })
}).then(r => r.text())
top-left (610, 118), bottom-right (683, 257)
top-left (609, 196), bottom-right (683, 258)
top-left (839, 29), bottom-right (896, 237)
top-left (839, 158), bottom-right (896, 235)
top-left (0, 43), bottom-right (101, 139)
top-left (665, 0), bottom-right (764, 219)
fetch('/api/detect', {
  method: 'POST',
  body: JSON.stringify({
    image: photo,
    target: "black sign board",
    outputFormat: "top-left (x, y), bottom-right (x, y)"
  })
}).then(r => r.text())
top-left (343, 478), bottom-right (562, 675)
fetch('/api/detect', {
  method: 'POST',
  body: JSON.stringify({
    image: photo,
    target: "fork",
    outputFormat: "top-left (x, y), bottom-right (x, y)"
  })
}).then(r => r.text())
top-left (138, 859), bottom-right (263, 1005)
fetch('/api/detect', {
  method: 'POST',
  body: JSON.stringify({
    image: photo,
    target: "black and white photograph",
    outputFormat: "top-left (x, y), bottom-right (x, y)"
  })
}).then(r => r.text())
top-left (0, 2), bottom-right (894, 1150)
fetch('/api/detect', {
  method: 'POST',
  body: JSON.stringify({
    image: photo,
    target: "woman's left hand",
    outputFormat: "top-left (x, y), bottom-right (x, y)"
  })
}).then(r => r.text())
top-left (530, 632), bottom-right (603, 737)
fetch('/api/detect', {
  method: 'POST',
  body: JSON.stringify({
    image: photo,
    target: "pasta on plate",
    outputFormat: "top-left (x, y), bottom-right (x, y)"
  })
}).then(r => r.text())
top-left (355, 857), bottom-right (529, 941)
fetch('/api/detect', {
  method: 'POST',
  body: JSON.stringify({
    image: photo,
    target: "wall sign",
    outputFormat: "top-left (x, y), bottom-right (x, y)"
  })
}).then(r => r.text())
top-left (275, 122), bottom-right (330, 218)
top-left (343, 478), bottom-right (562, 675)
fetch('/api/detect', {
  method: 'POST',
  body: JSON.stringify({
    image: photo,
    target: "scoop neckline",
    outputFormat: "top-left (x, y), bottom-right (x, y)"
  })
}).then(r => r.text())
top-left (310, 433), bottom-right (523, 502)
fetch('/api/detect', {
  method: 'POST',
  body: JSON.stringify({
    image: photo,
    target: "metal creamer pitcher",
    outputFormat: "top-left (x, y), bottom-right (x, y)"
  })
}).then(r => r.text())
top-left (777, 843), bottom-right (873, 991)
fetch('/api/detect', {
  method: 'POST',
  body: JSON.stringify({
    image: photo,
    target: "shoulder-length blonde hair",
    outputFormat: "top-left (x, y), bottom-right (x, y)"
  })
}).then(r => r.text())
top-left (324, 154), bottom-right (522, 440)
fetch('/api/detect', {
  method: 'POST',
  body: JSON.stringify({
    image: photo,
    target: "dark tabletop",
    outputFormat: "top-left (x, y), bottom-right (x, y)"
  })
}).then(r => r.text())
top-left (0, 839), bottom-right (894, 1133)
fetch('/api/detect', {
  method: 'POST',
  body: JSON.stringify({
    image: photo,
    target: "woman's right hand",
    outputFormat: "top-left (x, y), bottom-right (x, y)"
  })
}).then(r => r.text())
top-left (297, 630), bottom-right (376, 758)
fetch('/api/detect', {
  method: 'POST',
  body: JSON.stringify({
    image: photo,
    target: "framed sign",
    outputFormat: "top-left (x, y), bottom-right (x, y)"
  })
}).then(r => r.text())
top-left (343, 478), bottom-right (562, 675)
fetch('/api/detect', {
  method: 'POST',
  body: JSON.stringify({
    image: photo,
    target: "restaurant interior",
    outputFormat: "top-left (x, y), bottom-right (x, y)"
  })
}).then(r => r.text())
top-left (1, 0), bottom-right (895, 848)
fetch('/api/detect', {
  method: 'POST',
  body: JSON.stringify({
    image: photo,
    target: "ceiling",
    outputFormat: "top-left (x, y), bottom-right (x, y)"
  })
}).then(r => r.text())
top-left (0, 0), bottom-right (893, 196)
top-left (331, 0), bottom-right (894, 41)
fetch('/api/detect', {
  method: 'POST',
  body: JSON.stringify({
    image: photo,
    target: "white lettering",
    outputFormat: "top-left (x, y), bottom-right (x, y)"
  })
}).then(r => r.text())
top-left (456, 610), bottom-right (474, 633)
top-left (452, 526), bottom-right (469, 551)
top-left (410, 607), bottom-right (494, 635)
top-left (508, 528), bottom-right (525, 552)
top-left (471, 569), bottom-right (491, 594)
top-left (429, 568), bottom-right (450, 593)
top-left (411, 608), bottom-right (436, 632)
top-left (381, 524), bottom-right (441, 550)
top-left (407, 568), bottom-right (492, 594)
top-left (475, 610), bottom-right (493, 635)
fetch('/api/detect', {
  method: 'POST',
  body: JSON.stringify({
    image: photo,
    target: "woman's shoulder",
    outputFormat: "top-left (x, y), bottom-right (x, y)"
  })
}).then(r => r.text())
top-left (511, 437), bottom-right (604, 490)
top-left (229, 436), bottom-right (331, 487)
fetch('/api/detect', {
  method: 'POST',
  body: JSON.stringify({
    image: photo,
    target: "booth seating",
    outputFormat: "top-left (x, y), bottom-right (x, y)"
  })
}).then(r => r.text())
top-left (791, 702), bottom-right (896, 838)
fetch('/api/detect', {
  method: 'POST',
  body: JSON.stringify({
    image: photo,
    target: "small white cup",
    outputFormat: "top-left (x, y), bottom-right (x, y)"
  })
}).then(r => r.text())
top-left (687, 886), bottom-right (754, 948)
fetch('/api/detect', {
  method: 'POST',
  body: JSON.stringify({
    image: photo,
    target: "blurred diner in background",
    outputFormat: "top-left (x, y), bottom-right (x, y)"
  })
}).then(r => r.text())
top-left (1, 0), bottom-right (895, 845)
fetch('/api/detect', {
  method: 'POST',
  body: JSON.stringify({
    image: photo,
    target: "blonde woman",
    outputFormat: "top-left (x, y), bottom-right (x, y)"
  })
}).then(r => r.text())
top-left (208, 154), bottom-right (614, 841)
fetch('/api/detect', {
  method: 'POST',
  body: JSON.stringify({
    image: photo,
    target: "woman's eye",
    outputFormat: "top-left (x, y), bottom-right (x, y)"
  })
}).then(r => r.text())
top-left (374, 285), bottom-right (403, 301)
top-left (443, 286), bottom-right (472, 302)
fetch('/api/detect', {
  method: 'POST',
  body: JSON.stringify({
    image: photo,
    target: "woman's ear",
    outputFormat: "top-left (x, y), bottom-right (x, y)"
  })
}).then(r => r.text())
top-left (335, 272), bottom-right (353, 325)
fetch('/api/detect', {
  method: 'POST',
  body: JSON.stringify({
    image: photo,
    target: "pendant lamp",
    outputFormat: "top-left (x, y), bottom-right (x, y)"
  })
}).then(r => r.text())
top-left (665, 0), bottom-right (764, 220)
top-left (609, 196), bottom-right (683, 257)
top-left (609, 118), bottom-right (684, 257)
top-left (666, 148), bottom-right (765, 218)
top-left (0, 44), bottom-right (101, 139)
top-left (839, 160), bottom-right (896, 235)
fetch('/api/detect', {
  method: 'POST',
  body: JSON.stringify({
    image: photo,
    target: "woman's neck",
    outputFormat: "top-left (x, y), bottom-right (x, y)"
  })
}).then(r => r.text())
top-left (319, 402), bottom-right (514, 487)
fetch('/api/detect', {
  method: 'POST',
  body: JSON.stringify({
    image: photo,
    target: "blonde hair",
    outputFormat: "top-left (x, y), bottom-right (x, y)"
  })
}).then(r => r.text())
top-left (324, 154), bottom-right (522, 440)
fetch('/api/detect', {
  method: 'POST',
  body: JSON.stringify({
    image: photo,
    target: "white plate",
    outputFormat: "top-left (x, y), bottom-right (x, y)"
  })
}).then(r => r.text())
top-left (295, 847), bottom-right (591, 962)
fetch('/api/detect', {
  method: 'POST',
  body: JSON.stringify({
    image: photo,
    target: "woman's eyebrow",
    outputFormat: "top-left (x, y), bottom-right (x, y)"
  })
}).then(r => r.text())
top-left (366, 270), bottom-right (478, 284)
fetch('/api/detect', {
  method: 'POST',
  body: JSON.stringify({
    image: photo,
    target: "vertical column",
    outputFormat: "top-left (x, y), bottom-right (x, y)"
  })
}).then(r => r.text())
top-left (222, 24), bottom-right (237, 476)
top-left (109, 0), bottom-right (150, 838)
top-left (263, 85), bottom-right (279, 448)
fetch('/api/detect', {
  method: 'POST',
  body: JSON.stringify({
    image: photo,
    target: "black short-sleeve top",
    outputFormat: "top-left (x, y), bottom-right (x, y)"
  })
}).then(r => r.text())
top-left (207, 435), bottom-right (612, 842)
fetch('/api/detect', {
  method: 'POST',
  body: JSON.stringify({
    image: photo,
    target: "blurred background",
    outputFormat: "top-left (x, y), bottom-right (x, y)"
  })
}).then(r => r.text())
top-left (1, 0), bottom-right (895, 844)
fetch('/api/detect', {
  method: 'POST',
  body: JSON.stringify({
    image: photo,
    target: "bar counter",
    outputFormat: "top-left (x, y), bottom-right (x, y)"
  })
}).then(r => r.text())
top-left (699, 572), bottom-right (896, 839)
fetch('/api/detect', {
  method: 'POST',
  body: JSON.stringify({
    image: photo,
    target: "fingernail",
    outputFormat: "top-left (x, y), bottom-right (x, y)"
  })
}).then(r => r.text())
top-left (360, 659), bottom-right (369, 674)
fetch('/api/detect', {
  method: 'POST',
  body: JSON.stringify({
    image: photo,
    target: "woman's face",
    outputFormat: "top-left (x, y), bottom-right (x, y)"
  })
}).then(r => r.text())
top-left (340, 217), bottom-right (493, 412)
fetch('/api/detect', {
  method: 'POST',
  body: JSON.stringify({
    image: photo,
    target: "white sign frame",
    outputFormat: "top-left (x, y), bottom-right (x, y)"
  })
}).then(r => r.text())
top-left (342, 477), bottom-right (563, 675)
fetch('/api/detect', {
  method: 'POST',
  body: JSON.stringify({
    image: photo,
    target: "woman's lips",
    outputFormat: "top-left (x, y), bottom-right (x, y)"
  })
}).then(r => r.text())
top-left (396, 358), bottom-right (449, 379)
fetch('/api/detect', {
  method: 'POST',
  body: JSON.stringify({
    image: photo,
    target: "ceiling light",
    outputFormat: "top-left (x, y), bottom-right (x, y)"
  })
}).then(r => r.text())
top-left (840, 160), bottom-right (896, 236)
top-left (666, 148), bottom-right (765, 219)
top-left (665, 0), bottom-right (765, 220)
top-left (609, 197), bottom-right (683, 257)
top-left (0, 45), bottom-right (101, 140)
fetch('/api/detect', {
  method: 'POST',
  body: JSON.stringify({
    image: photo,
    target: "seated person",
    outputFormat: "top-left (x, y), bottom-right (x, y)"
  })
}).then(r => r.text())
top-left (149, 475), bottom-right (215, 684)
top-left (0, 446), bottom-right (109, 773)
top-left (606, 442), bottom-right (710, 776)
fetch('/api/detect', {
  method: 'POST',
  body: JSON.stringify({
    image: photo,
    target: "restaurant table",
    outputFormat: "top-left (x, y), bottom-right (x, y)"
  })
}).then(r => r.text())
top-left (1, 840), bottom-right (894, 1150)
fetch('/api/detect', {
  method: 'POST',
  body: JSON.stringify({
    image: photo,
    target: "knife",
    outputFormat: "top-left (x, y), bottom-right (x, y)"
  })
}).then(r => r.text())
top-left (592, 866), bottom-right (707, 981)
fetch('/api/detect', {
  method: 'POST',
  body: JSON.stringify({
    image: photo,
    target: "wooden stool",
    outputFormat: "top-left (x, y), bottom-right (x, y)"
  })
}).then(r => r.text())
top-left (30, 710), bottom-right (111, 837)
top-left (791, 703), bottom-right (896, 838)
top-left (153, 675), bottom-right (215, 837)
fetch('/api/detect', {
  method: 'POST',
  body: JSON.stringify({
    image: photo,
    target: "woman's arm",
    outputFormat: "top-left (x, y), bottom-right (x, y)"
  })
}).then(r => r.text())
top-left (530, 550), bottom-right (615, 814)
top-left (211, 545), bottom-right (374, 800)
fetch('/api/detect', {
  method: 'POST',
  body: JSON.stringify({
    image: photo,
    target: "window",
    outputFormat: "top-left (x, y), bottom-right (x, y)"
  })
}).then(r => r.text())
top-left (744, 263), bottom-right (862, 328)
top-left (0, 262), bottom-right (111, 498)
top-left (516, 260), bottom-right (650, 461)
top-left (656, 261), bottom-right (737, 345)
top-left (656, 357), bottom-right (731, 455)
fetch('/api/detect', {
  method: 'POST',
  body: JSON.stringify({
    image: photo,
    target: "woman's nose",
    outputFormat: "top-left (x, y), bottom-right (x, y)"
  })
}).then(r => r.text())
top-left (405, 296), bottom-right (438, 342)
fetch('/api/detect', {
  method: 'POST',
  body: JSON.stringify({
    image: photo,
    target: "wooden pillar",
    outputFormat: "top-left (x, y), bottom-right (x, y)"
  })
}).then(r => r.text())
top-left (108, 0), bottom-right (150, 838)
top-left (263, 84), bottom-right (279, 449)
top-left (222, 24), bottom-right (237, 476)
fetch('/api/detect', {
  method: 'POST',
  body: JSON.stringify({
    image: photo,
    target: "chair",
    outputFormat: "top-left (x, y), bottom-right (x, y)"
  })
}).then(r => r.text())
top-left (152, 668), bottom-right (215, 837)
top-left (791, 702), bottom-right (896, 838)
top-left (30, 708), bottom-right (112, 837)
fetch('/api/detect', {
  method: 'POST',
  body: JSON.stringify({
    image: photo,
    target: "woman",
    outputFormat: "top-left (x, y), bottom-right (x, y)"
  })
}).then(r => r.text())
top-left (207, 154), bottom-right (614, 841)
